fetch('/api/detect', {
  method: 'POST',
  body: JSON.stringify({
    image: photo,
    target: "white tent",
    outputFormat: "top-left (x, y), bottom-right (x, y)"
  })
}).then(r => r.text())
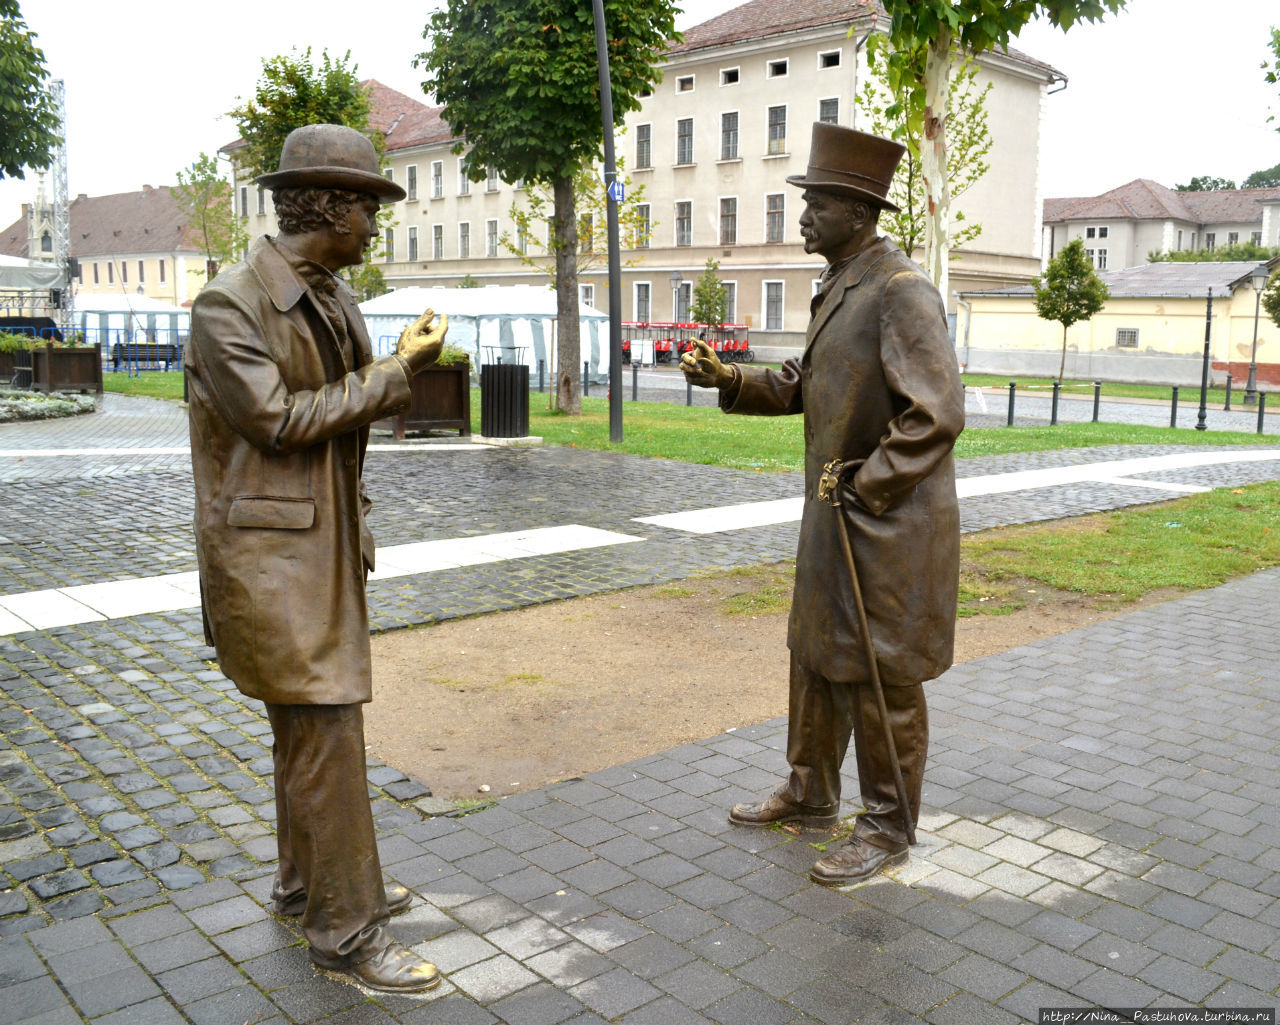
top-left (0, 254), bottom-right (61, 291)
top-left (360, 284), bottom-right (611, 380)
top-left (71, 293), bottom-right (190, 349)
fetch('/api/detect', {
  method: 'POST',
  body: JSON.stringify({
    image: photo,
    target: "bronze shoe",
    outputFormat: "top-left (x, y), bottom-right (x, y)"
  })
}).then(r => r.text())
top-left (728, 790), bottom-right (839, 830)
top-left (345, 941), bottom-right (440, 993)
top-left (275, 881), bottom-right (413, 918)
top-left (810, 833), bottom-right (908, 885)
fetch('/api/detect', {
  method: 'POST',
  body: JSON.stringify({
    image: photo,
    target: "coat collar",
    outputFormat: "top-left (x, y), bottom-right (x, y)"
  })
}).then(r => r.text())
top-left (805, 236), bottom-right (897, 355)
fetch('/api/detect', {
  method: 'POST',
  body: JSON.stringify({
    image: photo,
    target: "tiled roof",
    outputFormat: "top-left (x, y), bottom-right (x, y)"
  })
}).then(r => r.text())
top-left (963, 259), bottom-right (1277, 299)
top-left (367, 81), bottom-right (454, 152)
top-left (1045, 179), bottom-right (1280, 225)
top-left (0, 186), bottom-right (203, 260)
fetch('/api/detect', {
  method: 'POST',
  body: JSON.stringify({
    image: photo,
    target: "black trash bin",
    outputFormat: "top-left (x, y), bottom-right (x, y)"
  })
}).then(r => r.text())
top-left (480, 363), bottom-right (530, 438)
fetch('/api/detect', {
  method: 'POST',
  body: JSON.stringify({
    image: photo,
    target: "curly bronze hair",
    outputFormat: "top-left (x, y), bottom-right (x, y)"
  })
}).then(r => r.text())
top-left (271, 187), bottom-right (362, 235)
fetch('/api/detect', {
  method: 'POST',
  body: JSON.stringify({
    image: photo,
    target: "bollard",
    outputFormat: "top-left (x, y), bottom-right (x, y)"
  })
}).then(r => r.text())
top-left (583, 361), bottom-right (589, 397)
top-left (1051, 380), bottom-right (1060, 426)
top-left (1006, 381), bottom-right (1016, 427)
top-left (538, 359), bottom-right (545, 393)
top-left (1258, 392), bottom-right (1267, 435)
top-left (1170, 385), bottom-right (1179, 428)
top-left (687, 377), bottom-right (693, 406)
top-left (632, 361), bottom-right (638, 401)
top-left (1224, 374), bottom-right (1232, 411)
top-left (1092, 380), bottom-right (1101, 423)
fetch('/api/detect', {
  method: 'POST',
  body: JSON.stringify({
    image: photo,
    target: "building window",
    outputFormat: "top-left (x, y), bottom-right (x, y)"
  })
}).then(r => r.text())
top-left (720, 67), bottom-right (739, 86)
top-left (1227, 231), bottom-right (1239, 246)
top-left (767, 105), bottom-right (787, 155)
top-left (766, 193), bottom-right (785, 243)
top-left (256, 186), bottom-right (265, 215)
top-left (384, 227), bottom-right (394, 262)
top-left (408, 226), bottom-right (418, 262)
top-left (720, 111), bottom-right (739, 160)
top-left (1177, 230), bottom-right (1183, 250)
top-left (765, 281), bottom-right (783, 330)
top-left (158, 260), bottom-right (165, 283)
top-left (406, 165), bottom-right (418, 201)
top-left (768, 59), bottom-right (788, 77)
top-left (486, 166), bottom-right (500, 192)
top-left (431, 161), bottom-right (443, 198)
top-left (580, 283), bottom-right (595, 307)
top-left (138, 260), bottom-right (145, 283)
top-left (384, 168), bottom-right (394, 185)
top-left (1085, 225), bottom-right (1109, 239)
top-left (579, 213), bottom-right (594, 253)
top-left (459, 222), bottom-right (470, 258)
top-left (121, 261), bottom-right (129, 284)
top-left (676, 74), bottom-right (694, 92)
top-left (239, 186), bottom-right (248, 220)
top-left (458, 158), bottom-right (470, 195)
top-left (675, 201), bottom-right (692, 246)
top-left (723, 281), bottom-right (737, 323)
top-left (635, 124), bottom-right (652, 169)
top-left (40, 231), bottom-right (51, 253)
top-left (819, 50), bottom-right (841, 68)
top-left (1095, 248), bottom-right (1107, 269)
top-left (1116, 328), bottom-right (1139, 348)
top-left (634, 203), bottom-right (651, 249)
top-left (1252, 231), bottom-right (1263, 245)
top-left (819, 98), bottom-right (839, 125)
top-left (486, 219), bottom-right (499, 257)
top-left (93, 263), bottom-right (99, 285)
top-left (635, 282), bottom-right (651, 321)
top-left (1204, 232), bottom-right (1215, 251)
top-left (676, 281), bottom-right (691, 321)
top-left (108, 263), bottom-right (113, 284)
top-left (719, 197), bottom-right (737, 246)
top-left (1084, 248), bottom-right (1094, 263)
top-left (517, 224), bottom-right (529, 254)
top-left (432, 224), bottom-right (444, 260)
top-left (676, 118), bottom-right (694, 165)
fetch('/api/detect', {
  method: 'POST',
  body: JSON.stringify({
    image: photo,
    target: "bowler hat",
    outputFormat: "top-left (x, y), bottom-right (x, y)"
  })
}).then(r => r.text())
top-left (256, 124), bottom-right (405, 202)
top-left (786, 123), bottom-right (904, 213)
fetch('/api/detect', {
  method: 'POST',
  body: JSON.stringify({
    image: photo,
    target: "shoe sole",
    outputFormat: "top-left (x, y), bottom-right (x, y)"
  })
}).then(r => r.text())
top-left (728, 811), bottom-right (839, 830)
top-left (809, 848), bottom-right (909, 886)
top-left (345, 970), bottom-right (441, 993)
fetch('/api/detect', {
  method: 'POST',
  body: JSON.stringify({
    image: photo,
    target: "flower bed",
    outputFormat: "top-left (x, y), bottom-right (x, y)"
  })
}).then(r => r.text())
top-left (0, 390), bottom-right (97, 423)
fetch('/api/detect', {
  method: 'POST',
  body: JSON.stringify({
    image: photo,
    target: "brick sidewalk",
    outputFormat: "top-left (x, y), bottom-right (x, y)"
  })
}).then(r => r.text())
top-left (1, 398), bottom-right (1277, 1023)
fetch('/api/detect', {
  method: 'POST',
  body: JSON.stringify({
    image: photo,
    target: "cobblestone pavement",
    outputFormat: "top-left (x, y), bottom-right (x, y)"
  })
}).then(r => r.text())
top-left (1, 394), bottom-right (1278, 1023)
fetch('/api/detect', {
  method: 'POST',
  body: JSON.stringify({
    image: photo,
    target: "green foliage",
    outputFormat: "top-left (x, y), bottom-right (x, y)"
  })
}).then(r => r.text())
top-left (341, 260), bottom-right (388, 302)
top-left (174, 153), bottom-right (248, 283)
top-left (227, 48), bottom-right (375, 180)
top-left (1033, 238), bottom-right (1110, 381)
top-left (1266, 25), bottom-right (1280, 127)
top-left (1243, 162), bottom-right (1280, 188)
top-left (102, 371), bottom-right (185, 400)
top-left (1149, 241), bottom-right (1280, 263)
top-left (434, 341), bottom-right (472, 366)
top-left (0, 390), bottom-right (95, 422)
top-left (1263, 271), bottom-right (1280, 329)
top-left (0, 330), bottom-right (35, 352)
top-left (457, 274), bottom-right (481, 288)
top-left (0, 0), bottom-right (61, 179)
top-left (690, 259), bottom-right (727, 327)
top-left (859, 53), bottom-right (992, 255)
top-left (1174, 175), bottom-right (1236, 192)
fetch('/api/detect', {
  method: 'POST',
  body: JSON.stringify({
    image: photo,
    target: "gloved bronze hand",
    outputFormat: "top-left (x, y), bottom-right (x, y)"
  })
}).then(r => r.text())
top-left (396, 309), bottom-right (449, 374)
top-left (679, 338), bottom-right (735, 389)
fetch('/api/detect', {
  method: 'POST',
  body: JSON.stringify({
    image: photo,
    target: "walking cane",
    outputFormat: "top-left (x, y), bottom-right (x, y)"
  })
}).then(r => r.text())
top-left (818, 460), bottom-right (917, 846)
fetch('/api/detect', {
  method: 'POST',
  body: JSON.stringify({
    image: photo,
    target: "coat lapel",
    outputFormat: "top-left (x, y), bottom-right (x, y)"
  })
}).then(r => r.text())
top-left (803, 237), bottom-right (895, 358)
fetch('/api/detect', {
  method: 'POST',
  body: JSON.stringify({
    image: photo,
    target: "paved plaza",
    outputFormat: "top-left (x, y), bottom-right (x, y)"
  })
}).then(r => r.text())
top-left (1, 393), bottom-right (1278, 1024)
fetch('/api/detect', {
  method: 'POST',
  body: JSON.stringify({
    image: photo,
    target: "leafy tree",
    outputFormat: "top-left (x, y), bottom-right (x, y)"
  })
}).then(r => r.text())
top-left (1174, 176), bottom-right (1236, 192)
top-left (501, 161), bottom-right (649, 281)
top-left (1266, 25), bottom-right (1279, 127)
top-left (457, 274), bottom-right (481, 288)
top-left (228, 48), bottom-right (388, 297)
top-left (1033, 238), bottom-right (1110, 383)
top-left (860, 54), bottom-right (991, 258)
top-left (870, 0), bottom-right (1128, 298)
top-left (1149, 241), bottom-right (1280, 264)
top-left (173, 153), bottom-right (248, 284)
top-left (0, 0), bottom-right (60, 180)
top-left (417, 0), bottom-right (679, 414)
top-left (1263, 271), bottom-right (1280, 330)
top-left (690, 259), bottom-right (727, 327)
top-left (1243, 162), bottom-right (1280, 188)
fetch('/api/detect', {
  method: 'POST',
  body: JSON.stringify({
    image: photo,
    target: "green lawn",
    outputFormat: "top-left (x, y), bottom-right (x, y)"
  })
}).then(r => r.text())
top-left (103, 371), bottom-right (186, 401)
top-left (959, 372), bottom-right (1261, 408)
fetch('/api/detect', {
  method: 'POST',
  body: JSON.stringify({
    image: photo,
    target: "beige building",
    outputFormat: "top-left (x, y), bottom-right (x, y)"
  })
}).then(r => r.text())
top-left (957, 259), bottom-right (1280, 386)
top-left (1043, 179), bottom-right (1280, 273)
top-left (229, 0), bottom-right (1062, 349)
top-left (0, 182), bottom-right (211, 308)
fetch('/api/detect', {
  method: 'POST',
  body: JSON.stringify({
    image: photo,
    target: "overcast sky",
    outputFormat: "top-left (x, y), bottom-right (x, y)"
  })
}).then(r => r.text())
top-left (2, 0), bottom-right (1277, 231)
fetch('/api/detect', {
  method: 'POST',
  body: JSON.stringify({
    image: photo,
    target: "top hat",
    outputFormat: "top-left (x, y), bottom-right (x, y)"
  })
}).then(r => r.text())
top-left (786, 123), bottom-right (904, 212)
top-left (256, 124), bottom-right (405, 203)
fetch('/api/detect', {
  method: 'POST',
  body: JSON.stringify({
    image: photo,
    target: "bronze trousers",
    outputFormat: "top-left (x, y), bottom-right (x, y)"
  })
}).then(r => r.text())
top-left (781, 656), bottom-right (928, 845)
top-left (265, 702), bottom-right (392, 968)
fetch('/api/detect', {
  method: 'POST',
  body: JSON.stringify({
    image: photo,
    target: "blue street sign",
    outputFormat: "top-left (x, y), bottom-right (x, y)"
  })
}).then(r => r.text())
top-left (606, 179), bottom-right (625, 203)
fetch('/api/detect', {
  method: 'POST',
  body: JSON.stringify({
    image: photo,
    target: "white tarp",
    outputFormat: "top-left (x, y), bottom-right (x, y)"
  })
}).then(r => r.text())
top-left (0, 254), bottom-right (61, 291)
top-left (71, 293), bottom-right (190, 347)
top-left (360, 284), bottom-right (611, 379)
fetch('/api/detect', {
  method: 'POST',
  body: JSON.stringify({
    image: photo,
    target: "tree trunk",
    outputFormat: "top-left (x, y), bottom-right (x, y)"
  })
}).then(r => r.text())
top-left (921, 30), bottom-right (952, 299)
top-left (552, 174), bottom-right (581, 415)
top-left (1059, 323), bottom-right (1068, 383)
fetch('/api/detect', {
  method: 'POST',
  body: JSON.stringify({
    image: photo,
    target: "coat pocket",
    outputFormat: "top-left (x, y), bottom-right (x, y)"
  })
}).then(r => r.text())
top-left (226, 496), bottom-right (316, 529)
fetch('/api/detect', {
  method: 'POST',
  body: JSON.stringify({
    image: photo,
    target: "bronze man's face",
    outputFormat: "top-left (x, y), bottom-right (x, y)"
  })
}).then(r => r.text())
top-left (333, 195), bottom-right (381, 269)
top-left (799, 189), bottom-right (865, 264)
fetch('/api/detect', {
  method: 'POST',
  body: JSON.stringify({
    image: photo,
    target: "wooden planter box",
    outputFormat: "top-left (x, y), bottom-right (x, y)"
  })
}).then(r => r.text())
top-left (30, 343), bottom-right (103, 394)
top-left (374, 360), bottom-right (472, 439)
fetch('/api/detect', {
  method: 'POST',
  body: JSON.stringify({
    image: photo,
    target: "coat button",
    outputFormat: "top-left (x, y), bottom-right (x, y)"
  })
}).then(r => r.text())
top-left (345, 457), bottom-right (356, 467)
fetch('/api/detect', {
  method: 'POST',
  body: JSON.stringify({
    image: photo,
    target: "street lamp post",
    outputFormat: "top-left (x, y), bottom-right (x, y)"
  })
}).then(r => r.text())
top-left (669, 271), bottom-right (683, 323)
top-left (1244, 263), bottom-right (1270, 406)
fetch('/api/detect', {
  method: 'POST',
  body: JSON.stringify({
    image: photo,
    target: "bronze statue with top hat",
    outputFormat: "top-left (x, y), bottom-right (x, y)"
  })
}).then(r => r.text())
top-left (682, 123), bottom-right (964, 884)
top-left (186, 124), bottom-right (447, 989)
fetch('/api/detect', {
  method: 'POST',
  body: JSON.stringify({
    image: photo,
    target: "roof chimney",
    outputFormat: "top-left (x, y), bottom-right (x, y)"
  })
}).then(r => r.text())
top-left (142, 184), bottom-right (153, 193)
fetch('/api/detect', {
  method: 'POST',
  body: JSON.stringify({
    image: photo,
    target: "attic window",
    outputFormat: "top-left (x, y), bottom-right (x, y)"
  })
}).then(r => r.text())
top-left (721, 67), bottom-right (739, 85)
top-left (768, 59), bottom-right (788, 78)
top-left (819, 50), bottom-right (841, 68)
top-left (676, 75), bottom-right (694, 92)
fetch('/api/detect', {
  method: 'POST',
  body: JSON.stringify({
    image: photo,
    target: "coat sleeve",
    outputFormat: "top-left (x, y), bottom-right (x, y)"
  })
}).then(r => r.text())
top-left (851, 270), bottom-right (964, 516)
top-left (190, 285), bottom-right (412, 456)
top-left (721, 357), bottom-right (805, 416)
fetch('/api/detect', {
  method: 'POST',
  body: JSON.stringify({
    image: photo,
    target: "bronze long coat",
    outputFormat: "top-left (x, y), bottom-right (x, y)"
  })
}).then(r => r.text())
top-left (186, 236), bottom-right (412, 705)
top-left (726, 237), bottom-right (964, 685)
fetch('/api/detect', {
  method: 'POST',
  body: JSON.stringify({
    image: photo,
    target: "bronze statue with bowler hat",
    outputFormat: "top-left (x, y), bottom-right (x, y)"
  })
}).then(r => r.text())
top-left (682, 122), bottom-right (964, 884)
top-left (187, 124), bottom-right (447, 990)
